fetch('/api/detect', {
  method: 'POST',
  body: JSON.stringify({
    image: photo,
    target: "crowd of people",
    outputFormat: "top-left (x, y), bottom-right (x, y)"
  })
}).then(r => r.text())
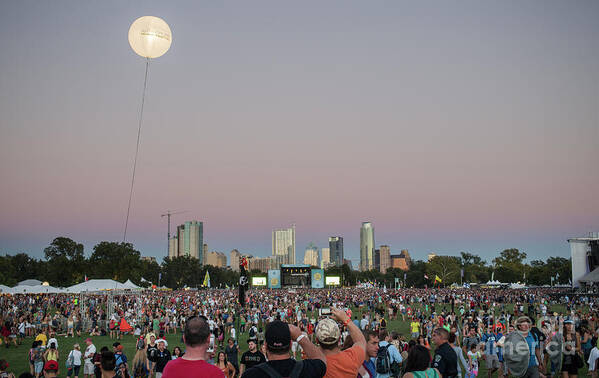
top-left (0, 286), bottom-right (598, 378)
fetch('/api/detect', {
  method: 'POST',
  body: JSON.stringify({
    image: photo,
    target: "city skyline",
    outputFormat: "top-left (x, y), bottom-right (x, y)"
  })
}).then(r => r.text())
top-left (1, 1), bottom-right (598, 263)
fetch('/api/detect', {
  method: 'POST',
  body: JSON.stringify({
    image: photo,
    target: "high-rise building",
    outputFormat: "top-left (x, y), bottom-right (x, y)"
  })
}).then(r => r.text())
top-left (374, 249), bottom-right (380, 271)
top-left (391, 249), bottom-right (411, 271)
top-left (360, 222), bottom-right (375, 271)
top-left (321, 248), bottom-right (330, 269)
top-left (168, 236), bottom-right (179, 258)
top-left (203, 244), bottom-right (209, 264)
top-left (230, 249), bottom-right (241, 271)
top-left (272, 225), bottom-right (296, 264)
top-left (175, 221), bottom-right (203, 260)
top-left (329, 237), bottom-right (344, 267)
top-left (379, 245), bottom-right (391, 273)
top-left (249, 256), bottom-right (272, 273)
top-left (303, 243), bottom-right (319, 267)
top-left (205, 251), bottom-right (227, 268)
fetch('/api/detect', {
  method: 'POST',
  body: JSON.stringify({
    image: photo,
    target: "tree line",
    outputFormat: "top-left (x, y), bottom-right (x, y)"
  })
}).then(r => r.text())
top-left (0, 237), bottom-right (572, 289)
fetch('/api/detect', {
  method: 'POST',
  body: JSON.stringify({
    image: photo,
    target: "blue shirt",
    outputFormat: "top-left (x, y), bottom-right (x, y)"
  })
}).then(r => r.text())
top-left (525, 333), bottom-right (538, 367)
top-left (481, 333), bottom-right (497, 356)
top-left (375, 341), bottom-right (403, 378)
top-left (361, 359), bottom-right (376, 378)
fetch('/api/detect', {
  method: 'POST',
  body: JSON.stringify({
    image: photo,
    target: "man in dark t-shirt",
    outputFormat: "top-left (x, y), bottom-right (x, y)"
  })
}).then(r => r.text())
top-left (242, 320), bottom-right (326, 378)
top-left (240, 339), bottom-right (266, 375)
top-left (432, 327), bottom-right (458, 378)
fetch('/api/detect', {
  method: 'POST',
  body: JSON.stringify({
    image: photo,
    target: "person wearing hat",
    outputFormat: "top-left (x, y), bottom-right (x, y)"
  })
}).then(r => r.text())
top-left (241, 320), bottom-right (326, 378)
top-left (44, 360), bottom-right (59, 378)
top-left (515, 316), bottom-right (543, 378)
top-left (315, 307), bottom-right (366, 378)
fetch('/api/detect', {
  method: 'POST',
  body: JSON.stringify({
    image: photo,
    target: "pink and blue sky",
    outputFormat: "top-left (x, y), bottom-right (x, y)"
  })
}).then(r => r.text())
top-left (1, 1), bottom-right (598, 265)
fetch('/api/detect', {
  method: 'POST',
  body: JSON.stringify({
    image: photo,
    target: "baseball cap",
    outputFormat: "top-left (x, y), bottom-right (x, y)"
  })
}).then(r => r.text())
top-left (85, 338), bottom-right (92, 343)
top-left (44, 360), bottom-right (59, 371)
top-left (315, 318), bottom-right (340, 345)
top-left (564, 319), bottom-right (574, 324)
top-left (265, 320), bottom-right (291, 351)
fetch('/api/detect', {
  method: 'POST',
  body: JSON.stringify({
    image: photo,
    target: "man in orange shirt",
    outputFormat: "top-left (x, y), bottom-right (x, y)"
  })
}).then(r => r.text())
top-left (316, 307), bottom-right (366, 378)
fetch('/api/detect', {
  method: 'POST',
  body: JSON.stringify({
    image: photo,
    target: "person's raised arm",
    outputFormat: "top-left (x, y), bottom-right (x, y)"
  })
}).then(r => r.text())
top-left (289, 324), bottom-right (325, 364)
top-left (332, 307), bottom-right (366, 353)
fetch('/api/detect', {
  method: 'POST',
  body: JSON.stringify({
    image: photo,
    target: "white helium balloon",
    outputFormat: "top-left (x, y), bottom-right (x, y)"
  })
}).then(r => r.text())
top-left (128, 16), bottom-right (172, 59)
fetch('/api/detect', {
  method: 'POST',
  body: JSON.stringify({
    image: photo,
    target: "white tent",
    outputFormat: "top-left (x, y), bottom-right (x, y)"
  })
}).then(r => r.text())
top-left (510, 282), bottom-right (526, 289)
top-left (65, 279), bottom-right (131, 293)
top-left (8, 284), bottom-right (63, 294)
top-left (18, 279), bottom-right (43, 286)
top-left (485, 280), bottom-right (503, 286)
top-left (0, 284), bottom-right (12, 293)
top-left (122, 279), bottom-right (141, 290)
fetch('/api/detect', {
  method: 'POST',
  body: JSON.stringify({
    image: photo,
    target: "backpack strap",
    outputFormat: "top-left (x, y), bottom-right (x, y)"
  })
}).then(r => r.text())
top-left (290, 360), bottom-right (303, 378)
top-left (256, 362), bottom-right (282, 378)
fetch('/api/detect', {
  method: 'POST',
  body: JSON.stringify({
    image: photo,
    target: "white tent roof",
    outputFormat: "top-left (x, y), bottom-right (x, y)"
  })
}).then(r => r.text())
top-left (485, 280), bottom-right (503, 285)
top-left (65, 279), bottom-right (131, 293)
top-left (18, 279), bottom-right (43, 286)
top-left (122, 279), bottom-right (141, 289)
top-left (0, 284), bottom-right (12, 293)
top-left (8, 284), bottom-right (64, 294)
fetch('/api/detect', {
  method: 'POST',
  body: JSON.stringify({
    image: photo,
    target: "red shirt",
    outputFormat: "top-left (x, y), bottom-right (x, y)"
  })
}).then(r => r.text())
top-left (162, 358), bottom-right (225, 378)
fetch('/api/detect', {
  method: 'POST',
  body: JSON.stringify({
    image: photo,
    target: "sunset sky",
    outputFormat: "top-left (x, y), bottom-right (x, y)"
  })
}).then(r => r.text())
top-left (1, 1), bottom-right (598, 265)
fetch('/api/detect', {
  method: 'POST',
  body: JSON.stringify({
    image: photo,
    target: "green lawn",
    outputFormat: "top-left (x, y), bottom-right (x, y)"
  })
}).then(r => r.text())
top-left (0, 302), bottom-right (584, 377)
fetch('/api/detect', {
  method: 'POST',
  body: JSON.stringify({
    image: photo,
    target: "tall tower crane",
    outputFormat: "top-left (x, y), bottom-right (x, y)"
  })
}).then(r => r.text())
top-left (161, 210), bottom-right (187, 255)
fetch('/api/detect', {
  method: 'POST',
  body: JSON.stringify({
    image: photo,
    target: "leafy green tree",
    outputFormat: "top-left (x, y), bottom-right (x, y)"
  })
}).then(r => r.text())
top-left (161, 256), bottom-right (203, 288)
top-left (405, 260), bottom-right (427, 288)
top-left (89, 242), bottom-right (142, 282)
top-left (43, 237), bottom-right (86, 286)
top-left (427, 256), bottom-right (461, 286)
top-left (460, 252), bottom-right (490, 283)
top-left (493, 248), bottom-right (527, 283)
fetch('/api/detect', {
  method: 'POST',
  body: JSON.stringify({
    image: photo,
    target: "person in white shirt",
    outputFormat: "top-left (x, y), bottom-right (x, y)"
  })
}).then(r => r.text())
top-left (588, 345), bottom-right (599, 378)
top-left (66, 343), bottom-right (82, 378)
top-left (83, 338), bottom-right (96, 378)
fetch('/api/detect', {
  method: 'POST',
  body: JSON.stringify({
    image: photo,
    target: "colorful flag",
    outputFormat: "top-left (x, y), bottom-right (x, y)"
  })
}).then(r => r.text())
top-left (84, 275), bottom-right (88, 282)
top-left (424, 274), bottom-right (429, 280)
top-left (434, 275), bottom-right (442, 283)
top-left (202, 271), bottom-right (211, 288)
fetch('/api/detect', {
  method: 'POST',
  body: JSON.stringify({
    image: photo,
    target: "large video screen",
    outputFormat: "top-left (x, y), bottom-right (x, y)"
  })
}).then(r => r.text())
top-left (252, 277), bottom-right (267, 286)
top-left (325, 276), bottom-right (340, 286)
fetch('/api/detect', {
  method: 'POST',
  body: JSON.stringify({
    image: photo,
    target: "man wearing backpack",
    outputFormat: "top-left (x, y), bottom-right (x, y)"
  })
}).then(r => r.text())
top-left (241, 320), bottom-right (326, 378)
top-left (376, 330), bottom-right (402, 378)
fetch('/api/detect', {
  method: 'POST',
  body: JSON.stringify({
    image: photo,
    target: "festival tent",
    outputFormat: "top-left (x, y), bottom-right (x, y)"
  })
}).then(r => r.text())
top-left (8, 284), bottom-right (64, 294)
top-left (509, 283), bottom-right (526, 289)
top-left (65, 279), bottom-right (133, 293)
top-left (122, 279), bottom-right (142, 290)
top-left (18, 279), bottom-right (43, 286)
top-left (0, 284), bottom-right (12, 293)
top-left (485, 280), bottom-right (503, 286)
top-left (577, 268), bottom-right (599, 284)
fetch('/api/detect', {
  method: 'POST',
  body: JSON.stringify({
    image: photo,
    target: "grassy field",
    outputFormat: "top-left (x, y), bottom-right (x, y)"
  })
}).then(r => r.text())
top-left (0, 302), bottom-right (585, 377)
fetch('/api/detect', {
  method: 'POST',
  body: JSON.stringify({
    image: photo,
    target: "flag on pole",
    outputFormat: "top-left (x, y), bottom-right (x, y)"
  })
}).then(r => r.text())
top-left (424, 274), bottom-right (429, 280)
top-left (460, 269), bottom-right (464, 278)
top-left (434, 275), bottom-right (442, 283)
top-left (203, 271), bottom-right (211, 288)
top-left (84, 275), bottom-right (88, 282)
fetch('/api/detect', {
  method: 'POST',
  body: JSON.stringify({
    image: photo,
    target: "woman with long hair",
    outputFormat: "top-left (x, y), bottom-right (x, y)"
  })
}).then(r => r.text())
top-left (216, 351), bottom-right (235, 378)
top-left (402, 345), bottom-right (441, 378)
top-left (171, 346), bottom-right (183, 360)
top-left (131, 347), bottom-right (149, 378)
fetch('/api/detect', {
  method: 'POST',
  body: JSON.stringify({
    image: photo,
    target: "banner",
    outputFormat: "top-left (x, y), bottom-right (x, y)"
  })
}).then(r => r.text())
top-left (268, 269), bottom-right (281, 289)
top-left (311, 269), bottom-right (324, 288)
